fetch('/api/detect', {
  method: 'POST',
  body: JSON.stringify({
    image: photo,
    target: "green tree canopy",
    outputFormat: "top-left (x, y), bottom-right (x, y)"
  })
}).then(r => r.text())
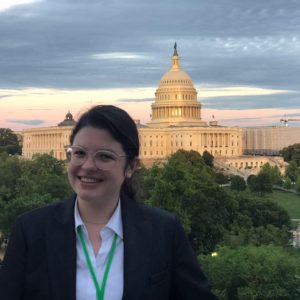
top-left (146, 150), bottom-right (237, 254)
top-left (230, 175), bottom-right (246, 191)
top-left (248, 172), bottom-right (273, 195)
top-left (223, 192), bottom-right (291, 248)
top-left (280, 143), bottom-right (300, 166)
top-left (0, 128), bottom-right (21, 155)
top-left (202, 150), bottom-right (214, 167)
top-left (200, 245), bottom-right (300, 300)
top-left (0, 153), bottom-right (72, 241)
top-left (260, 163), bottom-right (282, 186)
top-left (285, 161), bottom-right (300, 183)
top-left (215, 172), bottom-right (229, 185)
top-left (0, 152), bottom-right (21, 202)
top-left (142, 150), bottom-right (292, 253)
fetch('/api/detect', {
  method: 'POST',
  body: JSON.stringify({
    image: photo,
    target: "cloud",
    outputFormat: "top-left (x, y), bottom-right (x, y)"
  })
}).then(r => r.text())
top-left (23, 108), bottom-right (54, 111)
top-left (92, 52), bottom-right (152, 60)
top-left (0, 94), bottom-right (12, 99)
top-left (118, 98), bottom-right (154, 103)
top-left (0, 0), bottom-right (299, 107)
top-left (0, 0), bottom-right (41, 12)
top-left (6, 119), bottom-right (45, 125)
top-left (201, 92), bottom-right (300, 110)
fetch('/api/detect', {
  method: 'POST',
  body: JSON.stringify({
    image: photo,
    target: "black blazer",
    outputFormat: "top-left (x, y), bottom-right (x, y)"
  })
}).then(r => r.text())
top-left (0, 195), bottom-right (218, 300)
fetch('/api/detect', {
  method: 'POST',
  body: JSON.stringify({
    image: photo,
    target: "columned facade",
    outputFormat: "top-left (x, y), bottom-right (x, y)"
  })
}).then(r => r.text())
top-left (139, 44), bottom-right (243, 166)
top-left (22, 112), bottom-right (76, 160)
top-left (21, 45), bottom-right (243, 166)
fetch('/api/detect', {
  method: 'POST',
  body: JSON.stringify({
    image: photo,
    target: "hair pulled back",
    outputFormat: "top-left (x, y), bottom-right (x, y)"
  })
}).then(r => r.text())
top-left (70, 105), bottom-right (140, 199)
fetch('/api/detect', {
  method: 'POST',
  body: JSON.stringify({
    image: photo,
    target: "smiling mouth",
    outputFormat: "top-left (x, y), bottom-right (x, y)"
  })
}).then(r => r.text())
top-left (78, 176), bottom-right (103, 183)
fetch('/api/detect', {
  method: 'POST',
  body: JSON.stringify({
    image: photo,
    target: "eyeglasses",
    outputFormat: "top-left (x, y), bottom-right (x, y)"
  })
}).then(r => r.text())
top-left (66, 146), bottom-right (127, 170)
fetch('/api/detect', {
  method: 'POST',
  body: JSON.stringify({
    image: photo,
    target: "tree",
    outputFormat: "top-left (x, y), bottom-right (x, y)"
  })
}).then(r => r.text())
top-left (147, 150), bottom-right (237, 254)
top-left (215, 172), bottom-right (229, 185)
top-left (281, 143), bottom-right (300, 166)
top-left (285, 161), bottom-right (300, 183)
top-left (202, 150), bottom-right (214, 167)
top-left (223, 192), bottom-right (291, 248)
top-left (260, 163), bottom-right (282, 186)
top-left (0, 194), bottom-right (54, 238)
top-left (0, 153), bottom-right (21, 202)
top-left (0, 153), bottom-right (72, 241)
top-left (248, 172), bottom-right (273, 195)
top-left (145, 150), bottom-right (292, 254)
top-left (0, 128), bottom-right (21, 155)
top-left (230, 175), bottom-right (246, 191)
top-left (283, 177), bottom-right (292, 189)
top-left (200, 245), bottom-right (300, 300)
top-left (295, 176), bottom-right (300, 193)
top-left (246, 174), bottom-right (255, 185)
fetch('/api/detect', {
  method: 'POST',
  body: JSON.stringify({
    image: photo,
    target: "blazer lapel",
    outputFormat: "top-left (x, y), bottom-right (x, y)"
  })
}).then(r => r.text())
top-left (46, 196), bottom-right (77, 300)
top-left (122, 196), bottom-right (153, 300)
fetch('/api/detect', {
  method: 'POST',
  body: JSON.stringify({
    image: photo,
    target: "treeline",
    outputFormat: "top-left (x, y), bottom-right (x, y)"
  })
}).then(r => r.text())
top-left (0, 152), bottom-right (72, 240)
top-left (1, 149), bottom-right (300, 299)
top-left (133, 150), bottom-right (300, 299)
top-left (0, 128), bottom-right (21, 155)
top-left (280, 143), bottom-right (300, 190)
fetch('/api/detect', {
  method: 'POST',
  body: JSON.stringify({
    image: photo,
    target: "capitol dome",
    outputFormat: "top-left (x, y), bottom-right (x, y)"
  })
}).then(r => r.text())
top-left (159, 46), bottom-right (193, 85)
top-left (148, 44), bottom-right (206, 128)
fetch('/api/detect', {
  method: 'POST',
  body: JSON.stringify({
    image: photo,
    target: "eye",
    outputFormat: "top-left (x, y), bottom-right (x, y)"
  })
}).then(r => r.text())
top-left (73, 148), bottom-right (86, 158)
top-left (95, 151), bottom-right (116, 162)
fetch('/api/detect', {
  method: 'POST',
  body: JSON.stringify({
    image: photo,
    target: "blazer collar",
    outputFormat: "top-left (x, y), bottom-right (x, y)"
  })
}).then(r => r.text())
top-left (46, 194), bottom-right (152, 300)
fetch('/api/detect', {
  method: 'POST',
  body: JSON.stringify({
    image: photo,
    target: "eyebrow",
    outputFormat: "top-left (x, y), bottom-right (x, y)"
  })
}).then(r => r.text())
top-left (72, 145), bottom-right (119, 154)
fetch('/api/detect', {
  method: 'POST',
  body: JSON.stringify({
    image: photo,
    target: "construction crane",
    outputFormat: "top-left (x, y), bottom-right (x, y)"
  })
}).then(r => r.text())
top-left (280, 117), bottom-right (300, 126)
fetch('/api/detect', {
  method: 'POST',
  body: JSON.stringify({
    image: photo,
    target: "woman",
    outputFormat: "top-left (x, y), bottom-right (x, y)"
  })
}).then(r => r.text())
top-left (0, 105), bottom-right (218, 299)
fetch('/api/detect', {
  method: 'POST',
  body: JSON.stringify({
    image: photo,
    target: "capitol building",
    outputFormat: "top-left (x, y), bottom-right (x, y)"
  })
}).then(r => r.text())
top-left (22, 45), bottom-right (299, 173)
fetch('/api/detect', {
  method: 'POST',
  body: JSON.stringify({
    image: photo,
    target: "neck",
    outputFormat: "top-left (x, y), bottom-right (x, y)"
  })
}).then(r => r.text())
top-left (77, 196), bottom-right (119, 225)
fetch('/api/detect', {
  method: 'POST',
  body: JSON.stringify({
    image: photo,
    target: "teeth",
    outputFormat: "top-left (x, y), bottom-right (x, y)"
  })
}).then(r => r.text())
top-left (80, 177), bottom-right (101, 183)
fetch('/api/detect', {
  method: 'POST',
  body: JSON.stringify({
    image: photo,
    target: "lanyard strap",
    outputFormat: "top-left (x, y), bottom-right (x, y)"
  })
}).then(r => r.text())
top-left (77, 226), bottom-right (118, 300)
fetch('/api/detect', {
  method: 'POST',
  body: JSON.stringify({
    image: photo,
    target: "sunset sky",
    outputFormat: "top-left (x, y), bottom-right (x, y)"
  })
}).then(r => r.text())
top-left (1, 0), bottom-right (300, 131)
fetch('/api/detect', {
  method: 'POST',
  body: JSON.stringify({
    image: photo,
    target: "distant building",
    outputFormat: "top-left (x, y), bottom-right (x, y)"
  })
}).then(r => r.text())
top-left (138, 45), bottom-right (242, 166)
top-left (21, 45), bottom-right (243, 164)
top-left (22, 112), bottom-right (76, 160)
top-left (20, 45), bottom-right (297, 174)
top-left (243, 126), bottom-right (300, 156)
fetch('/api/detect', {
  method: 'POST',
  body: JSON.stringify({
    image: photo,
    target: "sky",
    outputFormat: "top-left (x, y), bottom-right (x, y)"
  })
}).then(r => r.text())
top-left (0, 0), bottom-right (300, 131)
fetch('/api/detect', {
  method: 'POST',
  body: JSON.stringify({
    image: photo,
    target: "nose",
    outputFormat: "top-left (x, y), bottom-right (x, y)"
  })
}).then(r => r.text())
top-left (81, 154), bottom-right (98, 170)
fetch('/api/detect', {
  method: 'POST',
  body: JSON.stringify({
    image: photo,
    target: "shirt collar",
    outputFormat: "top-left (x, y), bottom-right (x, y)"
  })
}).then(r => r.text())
top-left (74, 198), bottom-right (123, 239)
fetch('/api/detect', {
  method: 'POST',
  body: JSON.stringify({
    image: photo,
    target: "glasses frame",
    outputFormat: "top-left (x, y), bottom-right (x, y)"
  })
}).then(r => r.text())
top-left (65, 145), bottom-right (127, 171)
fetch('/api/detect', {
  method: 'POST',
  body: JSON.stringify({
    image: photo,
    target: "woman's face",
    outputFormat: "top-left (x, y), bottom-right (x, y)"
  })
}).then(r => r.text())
top-left (68, 126), bottom-right (134, 205)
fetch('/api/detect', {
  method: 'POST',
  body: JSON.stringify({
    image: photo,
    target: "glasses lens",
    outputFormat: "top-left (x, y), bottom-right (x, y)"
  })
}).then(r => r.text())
top-left (94, 150), bottom-right (117, 170)
top-left (67, 147), bottom-right (87, 165)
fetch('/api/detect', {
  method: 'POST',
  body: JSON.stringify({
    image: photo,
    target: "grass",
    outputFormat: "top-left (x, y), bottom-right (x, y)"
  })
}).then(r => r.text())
top-left (267, 190), bottom-right (300, 220)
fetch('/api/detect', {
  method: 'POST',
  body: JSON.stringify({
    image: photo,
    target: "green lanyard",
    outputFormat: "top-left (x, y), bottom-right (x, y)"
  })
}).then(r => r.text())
top-left (77, 226), bottom-right (118, 300)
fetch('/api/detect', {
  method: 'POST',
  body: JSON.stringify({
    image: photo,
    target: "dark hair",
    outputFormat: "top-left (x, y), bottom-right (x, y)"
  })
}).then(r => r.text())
top-left (70, 105), bottom-right (140, 199)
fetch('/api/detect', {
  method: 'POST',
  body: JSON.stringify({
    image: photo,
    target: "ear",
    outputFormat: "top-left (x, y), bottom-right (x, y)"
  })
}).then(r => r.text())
top-left (125, 158), bottom-right (139, 178)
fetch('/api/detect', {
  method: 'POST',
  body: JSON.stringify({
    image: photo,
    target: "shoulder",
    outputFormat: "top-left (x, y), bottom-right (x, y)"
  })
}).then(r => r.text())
top-left (122, 197), bottom-right (180, 235)
top-left (17, 201), bottom-right (63, 224)
top-left (124, 197), bottom-right (177, 222)
top-left (138, 201), bottom-right (176, 219)
top-left (14, 197), bottom-right (74, 234)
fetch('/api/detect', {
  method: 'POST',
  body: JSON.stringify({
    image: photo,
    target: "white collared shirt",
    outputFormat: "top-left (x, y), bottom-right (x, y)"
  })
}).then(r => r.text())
top-left (75, 199), bottom-right (124, 300)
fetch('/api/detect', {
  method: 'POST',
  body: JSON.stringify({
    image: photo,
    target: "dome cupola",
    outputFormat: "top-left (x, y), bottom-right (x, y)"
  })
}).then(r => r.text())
top-left (58, 111), bottom-right (76, 127)
top-left (148, 43), bottom-right (206, 128)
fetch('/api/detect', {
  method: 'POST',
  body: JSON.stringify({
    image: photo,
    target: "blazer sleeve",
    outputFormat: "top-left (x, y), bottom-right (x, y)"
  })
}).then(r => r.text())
top-left (170, 216), bottom-right (218, 300)
top-left (0, 217), bottom-right (26, 299)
